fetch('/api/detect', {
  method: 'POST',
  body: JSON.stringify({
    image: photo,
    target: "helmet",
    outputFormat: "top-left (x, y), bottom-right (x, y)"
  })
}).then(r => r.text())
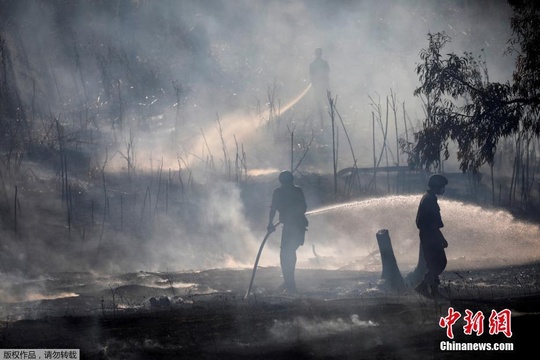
top-left (278, 170), bottom-right (294, 184)
top-left (428, 174), bottom-right (448, 189)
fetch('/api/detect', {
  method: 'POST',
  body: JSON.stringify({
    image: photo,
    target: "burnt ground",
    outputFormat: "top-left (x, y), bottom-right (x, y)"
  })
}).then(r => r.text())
top-left (1, 157), bottom-right (539, 359)
top-left (1, 264), bottom-right (539, 359)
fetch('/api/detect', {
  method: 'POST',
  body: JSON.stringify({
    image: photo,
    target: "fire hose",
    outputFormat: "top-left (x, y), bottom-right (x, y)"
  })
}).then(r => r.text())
top-left (244, 222), bottom-right (280, 300)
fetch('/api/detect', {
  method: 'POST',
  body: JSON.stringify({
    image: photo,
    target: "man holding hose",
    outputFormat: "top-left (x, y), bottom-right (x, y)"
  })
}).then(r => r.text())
top-left (268, 170), bottom-right (308, 294)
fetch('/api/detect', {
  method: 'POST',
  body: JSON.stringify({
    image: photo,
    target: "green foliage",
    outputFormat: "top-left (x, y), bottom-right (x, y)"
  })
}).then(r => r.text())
top-left (413, 0), bottom-right (540, 173)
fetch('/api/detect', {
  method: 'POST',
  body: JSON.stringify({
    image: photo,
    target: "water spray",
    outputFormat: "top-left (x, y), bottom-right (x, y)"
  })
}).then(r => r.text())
top-left (179, 83), bottom-right (313, 172)
top-left (273, 83), bottom-right (312, 116)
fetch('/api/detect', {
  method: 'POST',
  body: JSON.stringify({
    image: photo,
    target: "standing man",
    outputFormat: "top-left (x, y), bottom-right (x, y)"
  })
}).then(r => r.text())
top-left (414, 174), bottom-right (449, 299)
top-left (309, 48), bottom-right (330, 130)
top-left (268, 170), bottom-right (308, 294)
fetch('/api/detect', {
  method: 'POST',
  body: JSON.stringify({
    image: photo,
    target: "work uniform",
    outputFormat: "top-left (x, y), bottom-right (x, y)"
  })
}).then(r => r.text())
top-left (270, 184), bottom-right (308, 292)
top-left (416, 189), bottom-right (447, 287)
top-left (309, 57), bottom-right (330, 91)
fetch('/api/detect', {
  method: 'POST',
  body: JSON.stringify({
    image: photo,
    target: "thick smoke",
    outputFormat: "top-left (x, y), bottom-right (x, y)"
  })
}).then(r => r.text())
top-left (0, 0), bottom-right (518, 277)
top-left (2, 0), bottom-right (515, 166)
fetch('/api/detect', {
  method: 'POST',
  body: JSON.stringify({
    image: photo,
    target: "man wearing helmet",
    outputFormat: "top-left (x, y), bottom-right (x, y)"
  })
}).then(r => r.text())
top-left (414, 174), bottom-right (449, 299)
top-left (267, 170), bottom-right (308, 293)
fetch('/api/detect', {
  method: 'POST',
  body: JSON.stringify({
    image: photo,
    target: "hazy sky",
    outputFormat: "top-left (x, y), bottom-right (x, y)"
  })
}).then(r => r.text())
top-left (0, 0), bottom-right (521, 274)
top-left (1, 0), bottom-right (516, 173)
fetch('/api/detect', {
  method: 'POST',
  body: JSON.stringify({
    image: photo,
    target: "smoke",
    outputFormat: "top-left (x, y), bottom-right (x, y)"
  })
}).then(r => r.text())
top-left (269, 314), bottom-right (378, 342)
top-left (0, 0), bottom-right (519, 277)
top-left (0, 273), bottom-right (59, 303)
top-left (1, 0), bottom-right (515, 168)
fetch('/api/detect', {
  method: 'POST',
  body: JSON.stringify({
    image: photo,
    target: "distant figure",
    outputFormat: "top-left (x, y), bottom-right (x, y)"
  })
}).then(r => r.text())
top-left (309, 48), bottom-right (330, 130)
top-left (414, 174), bottom-right (449, 299)
top-left (267, 171), bottom-right (308, 294)
top-left (187, 14), bottom-right (216, 81)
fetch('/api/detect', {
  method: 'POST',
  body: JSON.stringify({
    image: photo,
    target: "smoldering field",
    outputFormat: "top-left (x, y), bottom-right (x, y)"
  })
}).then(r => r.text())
top-left (0, 0), bottom-right (539, 358)
top-left (0, 0), bottom-right (519, 273)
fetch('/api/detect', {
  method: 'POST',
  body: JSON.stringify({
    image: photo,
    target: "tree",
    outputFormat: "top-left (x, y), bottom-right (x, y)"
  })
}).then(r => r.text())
top-left (412, 0), bottom-right (540, 173)
top-left (509, 0), bottom-right (540, 102)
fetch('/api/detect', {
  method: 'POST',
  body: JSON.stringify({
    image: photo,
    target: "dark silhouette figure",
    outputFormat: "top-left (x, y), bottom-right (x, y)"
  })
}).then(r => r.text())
top-left (187, 14), bottom-right (218, 82)
top-left (309, 48), bottom-right (330, 130)
top-left (414, 174), bottom-right (449, 299)
top-left (268, 171), bottom-right (308, 293)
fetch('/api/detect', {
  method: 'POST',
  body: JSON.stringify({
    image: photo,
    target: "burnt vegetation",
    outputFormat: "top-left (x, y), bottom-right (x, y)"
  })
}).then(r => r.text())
top-left (0, 0), bottom-right (539, 274)
top-left (0, 1), bottom-right (540, 359)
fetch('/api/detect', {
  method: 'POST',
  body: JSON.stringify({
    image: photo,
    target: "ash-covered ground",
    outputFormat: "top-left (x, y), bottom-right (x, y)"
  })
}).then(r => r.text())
top-left (0, 2), bottom-right (537, 357)
top-left (1, 261), bottom-right (538, 359)
top-left (1, 192), bottom-right (540, 359)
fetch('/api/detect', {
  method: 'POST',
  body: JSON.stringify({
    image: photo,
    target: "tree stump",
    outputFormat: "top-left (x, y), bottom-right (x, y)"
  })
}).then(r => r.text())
top-left (376, 229), bottom-right (406, 292)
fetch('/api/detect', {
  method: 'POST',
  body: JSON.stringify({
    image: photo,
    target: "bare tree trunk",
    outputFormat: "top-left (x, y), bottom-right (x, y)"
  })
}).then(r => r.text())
top-left (376, 229), bottom-right (406, 292)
